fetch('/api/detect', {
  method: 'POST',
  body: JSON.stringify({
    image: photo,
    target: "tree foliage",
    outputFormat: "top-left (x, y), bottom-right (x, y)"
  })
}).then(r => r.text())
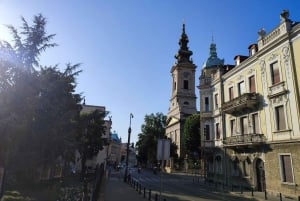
top-left (77, 109), bottom-right (108, 177)
top-left (136, 113), bottom-right (166, 165)
top-left (183, 113), bottom-right (200, 160)
top-left (0, 14), bottom-right (82, 183)
top-left (4, 13), bottom-right (57, 70)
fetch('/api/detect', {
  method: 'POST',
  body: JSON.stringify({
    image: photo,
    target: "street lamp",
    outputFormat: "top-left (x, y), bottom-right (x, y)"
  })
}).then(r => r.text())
top-left (124, 113), bottom-right (133, 182)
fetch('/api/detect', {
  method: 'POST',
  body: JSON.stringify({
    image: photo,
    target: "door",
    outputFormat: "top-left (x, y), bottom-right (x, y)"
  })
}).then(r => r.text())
top-left (256, 158), bottom-right (266, 192)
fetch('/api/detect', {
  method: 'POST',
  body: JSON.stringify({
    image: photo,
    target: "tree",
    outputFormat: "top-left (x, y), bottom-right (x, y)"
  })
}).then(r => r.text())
top-left (0, 14), bottom-right (82, 183)
top-left (5, 13), bottom-right (57, 70)
top-left (77, 109), bottom-right (108, 178)
top-left (183, 113), bottom-right (200, 161)
top-left (136, 113), bottom-right (166, 165)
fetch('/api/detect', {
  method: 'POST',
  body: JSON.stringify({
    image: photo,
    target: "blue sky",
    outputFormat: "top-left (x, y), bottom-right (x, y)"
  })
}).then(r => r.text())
top-left (0, 1), bottom-right (299, 143)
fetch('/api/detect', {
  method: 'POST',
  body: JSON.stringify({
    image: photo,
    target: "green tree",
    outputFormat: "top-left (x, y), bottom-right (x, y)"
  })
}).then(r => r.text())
top-left (183, 113), bottom-right (200, 160)
top-left (0, 14), bottom-right (82, 183)
top-left (136, 113), bottom-right (166, 165)
top-left (5, 13), bottom-right (57, 70)
top-left (77, 109), bottom-right (108, 178)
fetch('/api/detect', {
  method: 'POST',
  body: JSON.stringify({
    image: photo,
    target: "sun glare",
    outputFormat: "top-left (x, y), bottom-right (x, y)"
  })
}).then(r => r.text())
top-left (0, 24), bottom-right (12, 42)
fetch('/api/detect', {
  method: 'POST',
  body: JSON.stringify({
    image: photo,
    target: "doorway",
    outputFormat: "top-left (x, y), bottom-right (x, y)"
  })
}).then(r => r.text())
top-left (255, 158), bottom-right (266, 192)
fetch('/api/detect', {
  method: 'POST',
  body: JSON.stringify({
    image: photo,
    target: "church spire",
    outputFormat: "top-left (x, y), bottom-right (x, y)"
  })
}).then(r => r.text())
top-left (175, 23), bottom-right (193, 64)
top-left (203, 36), bottom-right (224, 68)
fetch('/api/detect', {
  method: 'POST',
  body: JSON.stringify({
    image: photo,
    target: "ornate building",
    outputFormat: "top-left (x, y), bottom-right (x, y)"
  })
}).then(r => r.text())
top-left (166, 23), bottom-right (197, 157)
top-left (198, 10), bottom-right (300, 198)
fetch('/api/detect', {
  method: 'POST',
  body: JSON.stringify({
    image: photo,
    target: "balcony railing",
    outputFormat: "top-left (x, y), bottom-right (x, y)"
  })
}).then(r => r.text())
top-left (223, 133), bottom-right (266, 146)
top-left (222, 93), bottom-right (259, 116)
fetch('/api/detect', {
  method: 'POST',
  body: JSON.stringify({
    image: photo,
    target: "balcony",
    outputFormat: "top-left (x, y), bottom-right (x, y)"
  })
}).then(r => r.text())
top-left (222, 93), bottom-right (259, 116)
top-left (223, 133), bottom-right (266, 146)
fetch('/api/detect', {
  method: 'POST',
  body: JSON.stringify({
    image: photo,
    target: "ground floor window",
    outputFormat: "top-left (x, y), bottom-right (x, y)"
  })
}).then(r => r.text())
top-left (279, 154), bottom-right (294, 183)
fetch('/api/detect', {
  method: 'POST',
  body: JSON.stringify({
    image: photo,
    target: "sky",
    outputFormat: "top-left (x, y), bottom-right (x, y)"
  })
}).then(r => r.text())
top-left (0, 0), bottom-right (299, 144)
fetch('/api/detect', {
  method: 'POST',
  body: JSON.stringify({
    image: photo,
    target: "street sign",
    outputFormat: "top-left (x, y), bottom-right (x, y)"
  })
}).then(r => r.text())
top-left (157, 139), bottom-right (170, 160)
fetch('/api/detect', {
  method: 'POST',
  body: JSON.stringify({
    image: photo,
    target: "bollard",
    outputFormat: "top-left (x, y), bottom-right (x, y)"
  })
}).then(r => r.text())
top-left (279, 193), bottom-right (282, 201)
top-left (298, 195), bottom-right (300, 201)
top-left (240, 185), bottom-right (243, 194)
top-left (264, 190), bottom-right (267, 200)
top-left (143, 187), bottom-right (146, 198)
top-left (251, 187), bottom-right (254, 196)
top-left (148, 189), bottom-right (151, 201)
top-left (231, 184), bottom-right (233, 191)
top-left (139, 184), bottom-right (142, 194)
top-left (136, 182), bottom-right (138, 191)
top-left (155, 194), bottom-right (158, 201)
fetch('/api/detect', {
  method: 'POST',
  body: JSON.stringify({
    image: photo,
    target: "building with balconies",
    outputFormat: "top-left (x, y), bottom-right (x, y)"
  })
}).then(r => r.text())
top-left (198, 10), bottom-right (300, 198)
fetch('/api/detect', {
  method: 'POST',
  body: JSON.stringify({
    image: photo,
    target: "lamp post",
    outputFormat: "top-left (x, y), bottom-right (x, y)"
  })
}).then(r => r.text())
top-left (124, 113), bottom-right (133, 182)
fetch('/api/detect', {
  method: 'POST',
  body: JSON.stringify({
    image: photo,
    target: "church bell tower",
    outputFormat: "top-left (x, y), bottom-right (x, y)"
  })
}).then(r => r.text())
top-left (165, 23), bottom-right (197, 157)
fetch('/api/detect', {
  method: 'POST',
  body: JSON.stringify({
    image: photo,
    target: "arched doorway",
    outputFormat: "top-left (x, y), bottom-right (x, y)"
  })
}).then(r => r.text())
top-left (255, 158), bottom-right (266, 192)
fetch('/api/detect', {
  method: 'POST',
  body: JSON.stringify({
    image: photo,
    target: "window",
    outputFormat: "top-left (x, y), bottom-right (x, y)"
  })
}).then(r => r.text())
top-left (240, 117), bottom-right (248, 135)
top-left (204, 97), bottom-right (209, 112)
top-left (230, 119), bottom-right (236, 136)
top-left (204, 125), bottom-right (210, 140)
top-left (249, 76), bottom-right (256, 93)
top-left (252, 113), bottom-right (259, 134)
top-left (184, 101), bottom-right (189, 105)
top-left (216, 123), bottom-right (220, 139)
top-left (238, 81), bottom-right (245, 96)
top-left (275, 106), bottom-right (286, 131)
top-left (184, 80), bottom-right (189, 89)
top-left (214, 94), bottom-right (219, 109)
top-left (279, 154), bottom-right (294, 183)
top-left (271, 61), bottom-right (280, 85)
top-left (229, 87), bottom-right (234, 100)
top-left (173, 82), bottom-right (176, 91)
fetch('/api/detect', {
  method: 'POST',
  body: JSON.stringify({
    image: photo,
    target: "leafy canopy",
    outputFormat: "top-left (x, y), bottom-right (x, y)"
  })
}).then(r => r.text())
top-left (0, 14), bottom-right (82, 183)
top-left (183, 113), bottom-right (200, 160)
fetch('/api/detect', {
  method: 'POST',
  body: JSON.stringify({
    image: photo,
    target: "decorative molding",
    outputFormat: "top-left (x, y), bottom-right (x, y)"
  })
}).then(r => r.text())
top-left (269, 53), bottom-right (278, 61)
top-left (270, 94), bottom-right (288, 106)
top-left (238, 75), bottom-right (244, 81)
top-left (247, 68), bottom-right (255, 75)
top-left (259, 60), bottom-right (266, 88)
top-left (282, 46), bottom-right (291, 80)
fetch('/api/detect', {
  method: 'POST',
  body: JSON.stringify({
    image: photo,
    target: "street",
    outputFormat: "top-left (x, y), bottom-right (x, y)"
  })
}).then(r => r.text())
top-left (123, 168), bottom-right (257, 201)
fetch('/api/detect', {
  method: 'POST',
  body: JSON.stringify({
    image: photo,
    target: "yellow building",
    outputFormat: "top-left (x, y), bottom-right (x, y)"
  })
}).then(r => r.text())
top-left (199, 10), bottom-right (300, 198)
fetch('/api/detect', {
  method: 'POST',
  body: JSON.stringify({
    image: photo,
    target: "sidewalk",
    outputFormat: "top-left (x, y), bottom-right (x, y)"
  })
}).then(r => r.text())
top-left (98, 169), bottom-right (144, 201)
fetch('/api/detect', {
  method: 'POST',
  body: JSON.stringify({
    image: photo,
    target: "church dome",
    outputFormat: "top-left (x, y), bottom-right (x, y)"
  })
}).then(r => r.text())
top-left (203, 42), bottom-right (224, 68)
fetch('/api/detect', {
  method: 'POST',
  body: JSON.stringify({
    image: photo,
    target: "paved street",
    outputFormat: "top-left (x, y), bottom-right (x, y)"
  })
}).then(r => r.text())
top-left (100, 168), bottom-right (279, 201)
top-left (129, 168), bottom-right (236, 201)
